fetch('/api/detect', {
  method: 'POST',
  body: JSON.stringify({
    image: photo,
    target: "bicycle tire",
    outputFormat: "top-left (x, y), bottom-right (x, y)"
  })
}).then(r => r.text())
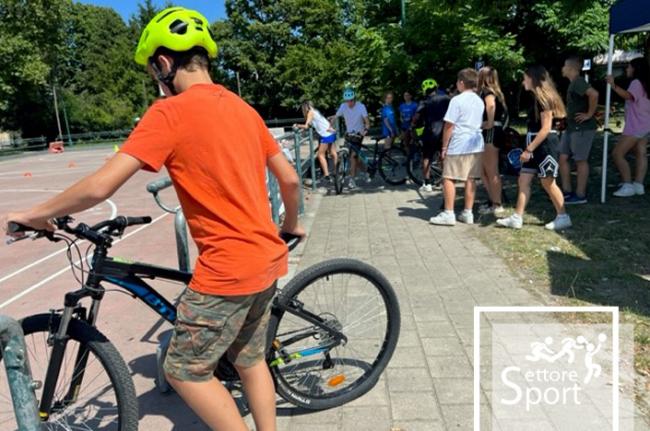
top-left (5, 314), bottom-right (138, 431)
top-left (335, 148), bottom-right (348, 195)
top-left (408, 151), bottom-right (443, 186)
top-left (378, 147), bottom-right (408, 185)
top-left (267, 258), bottom-right (400, 410)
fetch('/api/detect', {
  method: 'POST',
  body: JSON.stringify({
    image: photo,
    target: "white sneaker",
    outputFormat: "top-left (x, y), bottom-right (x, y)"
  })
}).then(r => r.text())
top-left (479, 205), bottom-right (506, 216)
top-left (419, 183), bottom-right (433, 193)
top-left (633, 182), bottom-right (645, 195)
top-left (458, 210), bottom-right (474, 225)
top-left (545, 214), bottom-right (572, 231)
top-left (429, 211), bottom-right (456, 226)
top-left (496, 214), bottom-right (523, 229)
top-left (347, 178), bottom-right (357, 189)
top-left (362, 172), bottom-right (372, 183)
top-left (613, 183), bottom-right (635, 197)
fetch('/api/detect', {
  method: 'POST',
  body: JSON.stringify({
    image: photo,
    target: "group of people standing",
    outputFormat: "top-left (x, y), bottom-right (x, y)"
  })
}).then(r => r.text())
top-left (298, 56), bottom-right (650, 231)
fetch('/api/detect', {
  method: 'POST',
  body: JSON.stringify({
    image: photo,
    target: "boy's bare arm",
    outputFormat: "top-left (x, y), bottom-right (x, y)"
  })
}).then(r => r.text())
top-left (441, 122), bottom-right (454, 159)
top-left (267, 153), bottom-right (303, 236)
top-left (576, 88), bottom-right (599, 123)
top-left (3, 153), bottom-right (143, 233)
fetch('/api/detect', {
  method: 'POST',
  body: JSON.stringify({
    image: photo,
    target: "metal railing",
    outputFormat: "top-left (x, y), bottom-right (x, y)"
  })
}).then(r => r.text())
top-left (0, 315), bottom-right (41, 430)
top-left (146, 178), bottom-right (190, 274)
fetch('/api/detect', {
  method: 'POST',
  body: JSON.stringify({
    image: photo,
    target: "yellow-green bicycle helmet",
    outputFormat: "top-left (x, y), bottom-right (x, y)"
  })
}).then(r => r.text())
top-left (421, 78), bottom-right (438, 94)
top-left (134, 7), bottom-right (218, 66)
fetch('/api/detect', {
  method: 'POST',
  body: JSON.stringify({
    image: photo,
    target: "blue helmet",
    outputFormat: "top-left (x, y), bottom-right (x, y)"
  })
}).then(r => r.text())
top-left (343, 88), bottom-right (356, 101)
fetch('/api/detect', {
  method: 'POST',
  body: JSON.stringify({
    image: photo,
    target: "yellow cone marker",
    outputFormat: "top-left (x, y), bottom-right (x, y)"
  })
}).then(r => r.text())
top-left (114, 144), bottom-right (119, 153)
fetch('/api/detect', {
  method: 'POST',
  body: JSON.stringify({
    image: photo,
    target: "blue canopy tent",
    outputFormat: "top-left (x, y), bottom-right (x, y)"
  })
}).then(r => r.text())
top-left (601, 0), bottom-right (650, 202)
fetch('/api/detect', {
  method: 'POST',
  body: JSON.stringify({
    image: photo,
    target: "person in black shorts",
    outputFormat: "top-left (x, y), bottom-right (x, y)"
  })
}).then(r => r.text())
top-left (497, 65), bottom-right (572, 231)
top-left (412, 78), bottom-right (450, 192)
top-left (478, 67), bottom-right (508, 216)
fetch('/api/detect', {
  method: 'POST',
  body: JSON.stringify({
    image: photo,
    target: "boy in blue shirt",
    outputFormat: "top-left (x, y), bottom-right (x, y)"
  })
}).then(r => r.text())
top-left (381, 92), bottom-right (398, 148)
top-left (399, 90), bottom-right (418, 147)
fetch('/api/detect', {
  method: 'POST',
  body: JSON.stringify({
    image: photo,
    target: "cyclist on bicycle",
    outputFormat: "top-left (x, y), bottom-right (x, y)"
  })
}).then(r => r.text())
top-left (336, 87), bottom-right (370, 189)
top-left (412, 78), bottom-right (450, 192)
top-left (3, 7), bottom-right (302, 431)
top-left (399, 90), bottom-right (418, 148)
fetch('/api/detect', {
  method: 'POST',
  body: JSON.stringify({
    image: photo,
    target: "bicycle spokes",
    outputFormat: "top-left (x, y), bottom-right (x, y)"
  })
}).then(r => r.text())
top-left (272, 272), bottom-right (389, 398)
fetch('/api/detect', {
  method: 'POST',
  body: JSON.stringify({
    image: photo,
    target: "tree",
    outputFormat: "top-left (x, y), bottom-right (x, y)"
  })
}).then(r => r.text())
top-left (0, 0), bottom-right (69, 136)
top-left (58, 3), bottom-right (143, 132)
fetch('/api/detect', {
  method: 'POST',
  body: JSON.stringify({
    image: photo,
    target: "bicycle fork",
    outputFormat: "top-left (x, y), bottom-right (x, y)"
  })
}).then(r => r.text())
top-left (39, 291), bottom-right (102, 421)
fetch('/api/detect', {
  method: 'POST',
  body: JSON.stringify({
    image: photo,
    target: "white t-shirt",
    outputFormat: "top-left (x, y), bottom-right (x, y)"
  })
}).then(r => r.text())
top-left (443, 91), bottom-right (485, 155)
top-left (336, 102), bottom-right (368, 134)
top-left (311, 109), bottom-right (334, 137)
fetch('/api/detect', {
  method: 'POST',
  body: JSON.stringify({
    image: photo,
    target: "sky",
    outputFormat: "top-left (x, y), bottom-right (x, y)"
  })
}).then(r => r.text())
top-left (77, 0), bottom-right (226, 23)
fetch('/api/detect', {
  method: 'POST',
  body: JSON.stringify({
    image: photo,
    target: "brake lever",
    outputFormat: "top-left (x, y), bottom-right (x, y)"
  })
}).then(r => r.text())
top-left (5, 230), bottom-right (59, 245)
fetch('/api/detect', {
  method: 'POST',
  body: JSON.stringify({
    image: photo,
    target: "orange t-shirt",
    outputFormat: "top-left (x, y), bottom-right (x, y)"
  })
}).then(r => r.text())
top-left (120, 83), bottom-right (288, 296)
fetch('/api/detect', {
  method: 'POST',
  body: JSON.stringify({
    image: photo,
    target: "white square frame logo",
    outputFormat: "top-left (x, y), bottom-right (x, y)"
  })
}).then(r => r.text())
top-left (473, 306), bottom-right (620, 431)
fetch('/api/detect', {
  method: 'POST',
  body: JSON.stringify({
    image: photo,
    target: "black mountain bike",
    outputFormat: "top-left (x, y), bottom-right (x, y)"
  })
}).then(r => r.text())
top-left (405, 135), bottom-right (443, 187)
top-left (335, 133), bottom-right (409, 194)
top-left (3, 217), bottom-right (400, 430)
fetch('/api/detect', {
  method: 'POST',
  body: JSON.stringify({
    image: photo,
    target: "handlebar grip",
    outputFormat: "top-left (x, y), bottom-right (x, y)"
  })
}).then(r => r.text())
top-left (146, 177), bottom-right (173, 194)
top-left (126, 216), bottom-right (152, 226)
top-left (7, 222), bottom-right (32, 234)
top-left (279, 232), bottom-right (302, 251)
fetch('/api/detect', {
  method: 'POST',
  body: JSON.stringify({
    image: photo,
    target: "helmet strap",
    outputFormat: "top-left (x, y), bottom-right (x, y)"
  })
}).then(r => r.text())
top-left (150, 60), bottom-right (179, 96)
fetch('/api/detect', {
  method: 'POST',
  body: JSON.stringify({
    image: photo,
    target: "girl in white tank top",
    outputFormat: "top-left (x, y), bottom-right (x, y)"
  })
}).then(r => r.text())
top-left (295, 101), bottom-right (338, 181)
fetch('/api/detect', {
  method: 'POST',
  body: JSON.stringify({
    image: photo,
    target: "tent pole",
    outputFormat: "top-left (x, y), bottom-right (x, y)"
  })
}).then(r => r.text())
top-left (601, 34), bottom-right (615, 204)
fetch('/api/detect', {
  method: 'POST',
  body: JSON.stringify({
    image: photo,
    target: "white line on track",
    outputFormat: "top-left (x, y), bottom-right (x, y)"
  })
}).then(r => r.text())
top-left (0, 212), bottom-right (169, 310)
top-left (0, 190), bottom-right (117, 284)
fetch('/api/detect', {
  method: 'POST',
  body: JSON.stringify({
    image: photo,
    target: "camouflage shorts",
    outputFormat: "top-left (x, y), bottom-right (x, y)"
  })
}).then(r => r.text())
top-left (163, 283), bottom-right (276, 382)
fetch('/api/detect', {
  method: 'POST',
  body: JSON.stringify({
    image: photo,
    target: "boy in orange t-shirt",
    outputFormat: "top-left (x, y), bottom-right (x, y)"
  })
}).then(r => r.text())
top-left (3, 7), bottom-right (302, 431)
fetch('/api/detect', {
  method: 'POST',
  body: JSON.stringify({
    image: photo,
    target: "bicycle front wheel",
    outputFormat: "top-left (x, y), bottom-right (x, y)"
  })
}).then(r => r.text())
top-left (268, 259), bottom-right (400, 410)
top-left (378, 147), bottom-right (408, 185)
top-left (0, 314), bottom-right (138, 431)
top-left (334, 148), bottom-right (349, 195)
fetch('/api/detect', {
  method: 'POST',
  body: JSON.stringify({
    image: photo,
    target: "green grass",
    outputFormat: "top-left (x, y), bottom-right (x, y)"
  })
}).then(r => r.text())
top-left (474, 134), bottom-right (650, 414)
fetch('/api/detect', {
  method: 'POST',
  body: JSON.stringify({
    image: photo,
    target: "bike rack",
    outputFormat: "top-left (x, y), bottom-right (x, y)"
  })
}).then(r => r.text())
top-left (146, 177), bottom-right (191, 273)
top-left (0, 315), bottom-right (41, 430)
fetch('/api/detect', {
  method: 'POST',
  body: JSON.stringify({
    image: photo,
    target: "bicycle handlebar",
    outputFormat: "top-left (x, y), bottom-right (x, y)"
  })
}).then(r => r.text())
top-left (7, 215), bottom-right (152, 246)
top-left (280, 232), bottom-right (302, 252)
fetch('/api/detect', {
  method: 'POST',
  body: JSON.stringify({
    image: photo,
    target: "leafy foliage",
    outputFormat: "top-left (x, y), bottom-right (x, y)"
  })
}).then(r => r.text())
top-left (2, 0), bottom-right (646, 137)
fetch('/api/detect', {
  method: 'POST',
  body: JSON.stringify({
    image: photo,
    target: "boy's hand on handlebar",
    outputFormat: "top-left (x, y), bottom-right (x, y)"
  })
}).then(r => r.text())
top-left (281, 224), bottom-right (306, 239)
top-left (3, 211), bottom-right (55, 238)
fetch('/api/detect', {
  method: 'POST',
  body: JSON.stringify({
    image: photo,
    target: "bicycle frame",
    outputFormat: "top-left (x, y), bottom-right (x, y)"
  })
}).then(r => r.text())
top-left (36, 250), bottom-right (347, 419)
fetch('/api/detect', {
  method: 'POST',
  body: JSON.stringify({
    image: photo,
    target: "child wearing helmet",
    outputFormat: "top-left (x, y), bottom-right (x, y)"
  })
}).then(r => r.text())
top-left (412, 78), bottom-right (450, 192)
top-left (336, 87), bottom-right (370, 188)
top-left (5, 7), bottom-right (302, 430)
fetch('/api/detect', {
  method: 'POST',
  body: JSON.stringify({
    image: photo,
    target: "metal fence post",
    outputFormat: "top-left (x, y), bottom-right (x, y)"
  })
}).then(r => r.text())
top-left (268, 169), bottom-right (281, 224)
top-left (308, 129), bottom-right (316, 191)
top-left (293, 130), bottom-right (304, 215)
top-left (0, 315), bottom-right (40, 431)
top-left (174, 211), bottom-right (190, 273)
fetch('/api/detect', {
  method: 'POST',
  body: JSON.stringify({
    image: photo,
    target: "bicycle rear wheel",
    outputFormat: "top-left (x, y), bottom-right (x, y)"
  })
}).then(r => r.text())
top-left (0, 314), bottom-right (138, 431)
top-left (268, 259), bottom-right (400, 410)
top-left (408, 151), bottom-right (443, 186)
top-left (378, 147), bottom-right (408, 185)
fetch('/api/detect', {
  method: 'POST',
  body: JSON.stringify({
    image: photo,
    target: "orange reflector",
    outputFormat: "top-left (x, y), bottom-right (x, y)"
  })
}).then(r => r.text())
top-left (328, 375), bottom-right (345, 387)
